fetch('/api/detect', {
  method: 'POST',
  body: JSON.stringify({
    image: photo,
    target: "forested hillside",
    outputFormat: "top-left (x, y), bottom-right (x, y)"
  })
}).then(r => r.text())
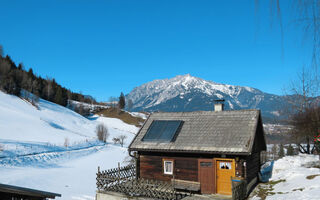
top-left (0, 53), bottom-right (95, 107)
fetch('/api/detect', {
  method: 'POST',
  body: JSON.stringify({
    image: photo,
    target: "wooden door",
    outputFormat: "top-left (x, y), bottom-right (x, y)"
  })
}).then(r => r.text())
top-left (198, 159), bottom-right (214, 194)
top-left (216, 159), bottom-right (235, 195)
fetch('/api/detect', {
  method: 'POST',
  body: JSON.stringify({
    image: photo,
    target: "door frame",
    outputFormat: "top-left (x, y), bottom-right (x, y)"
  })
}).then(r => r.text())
top-left (215, 158), bottom-right (236, 195)
top-left (198, 158), bottom-right (215, 194)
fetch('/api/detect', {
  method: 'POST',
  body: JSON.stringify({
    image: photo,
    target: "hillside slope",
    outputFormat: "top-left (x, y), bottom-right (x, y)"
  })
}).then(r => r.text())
top-left (0, 91), bottom-right (97, 144)
top-left (0, 91), bottom-right (141, 199)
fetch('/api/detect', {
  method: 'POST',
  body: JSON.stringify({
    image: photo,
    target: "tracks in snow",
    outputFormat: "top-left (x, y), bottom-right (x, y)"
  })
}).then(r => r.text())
top-left (0, 144), bottom-right (106, 168)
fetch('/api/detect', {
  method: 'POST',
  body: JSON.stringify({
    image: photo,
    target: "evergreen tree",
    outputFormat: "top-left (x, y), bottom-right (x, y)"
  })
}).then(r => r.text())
top-left (4, 55), bottom-right (16, 69)
top-left (54, 87), bottom-right (63, 106)
top-left (118, 92), bottom-right (125, 109)
top-left (0, 45), bottom-right (3, 58)
top-left (17, 63), bottom-right (24, 71)
top-left (287, 144), bottom-right (295, 156)
top-left (279, 144), bottom-right (285, 158)
top-left (28, 68), bottom-right (34, 79)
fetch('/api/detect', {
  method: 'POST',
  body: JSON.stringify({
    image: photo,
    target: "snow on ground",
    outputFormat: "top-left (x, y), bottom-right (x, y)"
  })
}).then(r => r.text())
top-left (250, 154), bottom-right (320, 200)
top-left (0, 91), bottom-right (96, 145)
top-left (68, 100), bottom-right (109, 113)
top-left (129, 112), bottom-right (148, 120)
top-left (0, 146), bottom-right (129, 200)
top-left (0, 91), bottom-right (142, 199)
top-left (90, 115), bottom-right (139, 135)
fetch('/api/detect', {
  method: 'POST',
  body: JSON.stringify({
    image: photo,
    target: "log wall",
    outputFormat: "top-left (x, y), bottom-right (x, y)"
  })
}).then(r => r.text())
top-left (139, 154), bottom-right (198, 182)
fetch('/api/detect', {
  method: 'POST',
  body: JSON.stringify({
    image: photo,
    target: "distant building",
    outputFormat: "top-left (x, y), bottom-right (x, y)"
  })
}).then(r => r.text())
top-left (0, 183), bottom-right (61, 200)
top-left (129, 102), bottom-right (266, 196)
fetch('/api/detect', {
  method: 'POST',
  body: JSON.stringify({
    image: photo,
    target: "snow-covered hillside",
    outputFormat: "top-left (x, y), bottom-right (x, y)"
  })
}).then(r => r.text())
top-left (68, 99), bottom-right (109, 114)
top-left (0, 91), bottom-right (98, 144)
top-left (0, 91), bottom-right (141, 199)
top-left (126, 74), bottom-right (286, 120)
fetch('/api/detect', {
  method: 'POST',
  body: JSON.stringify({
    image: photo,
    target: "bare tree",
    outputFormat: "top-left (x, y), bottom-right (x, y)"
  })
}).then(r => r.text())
top-left (127, 99), bottom-right (133, 112)
top-left (64, 137), bottom-right (69, 148)
top-left (271, 144), bottom-right (278, 159)
top-left (284, 67), bottom-right (319, 114)
top-left (108, 96), bottom-right (117, 108)
top-left (284, 67), bottom-right (320, 154)
top-left (112, 137), bottom-right (120, 144)
top-left (96, 124), bottom-right (109, 143)
top-left (119, 135), bottom-right (127, 147)
top-left (0, 143), bottom-right (4, 151)
top-left (45, 77), bottom-right (53, 100)
top-left (256, 1), bottom-right (320, 69)
top-left (291, 106), bottom-right (320, 154)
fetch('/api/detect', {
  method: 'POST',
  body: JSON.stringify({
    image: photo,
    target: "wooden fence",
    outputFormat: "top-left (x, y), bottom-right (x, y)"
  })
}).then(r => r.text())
top-left (96, 164), bottom-right (188, 200)
top-left (231, 178), bottom-right (247, 200)
top-left (96, 164), bottom-right (136, 189)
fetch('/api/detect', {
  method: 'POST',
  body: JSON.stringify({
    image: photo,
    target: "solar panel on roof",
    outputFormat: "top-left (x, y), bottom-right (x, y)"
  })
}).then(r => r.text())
top-left (142, 120), bottom-right (182, 142)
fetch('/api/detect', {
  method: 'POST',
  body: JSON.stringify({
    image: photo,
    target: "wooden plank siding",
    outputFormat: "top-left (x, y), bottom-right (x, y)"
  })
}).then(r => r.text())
top-left (245, 126), bottom-right (264, 183)
top-left (245, 152), bottom-right (260, 183)
top-left (235, 159), bottom-right (245, 178)
top-left (139, 154), bottom-right (198, 182)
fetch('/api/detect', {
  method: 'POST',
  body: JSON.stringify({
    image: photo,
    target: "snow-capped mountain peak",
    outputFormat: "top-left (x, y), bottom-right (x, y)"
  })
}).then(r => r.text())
top-left (126, 74), bottom-right (286, 121)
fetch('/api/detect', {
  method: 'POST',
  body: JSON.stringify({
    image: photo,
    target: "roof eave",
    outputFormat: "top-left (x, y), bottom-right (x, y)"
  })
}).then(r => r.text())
top-left (128, 114), bottom-right (151, 149)
top-left (129, 148), bottom-right (251, 156)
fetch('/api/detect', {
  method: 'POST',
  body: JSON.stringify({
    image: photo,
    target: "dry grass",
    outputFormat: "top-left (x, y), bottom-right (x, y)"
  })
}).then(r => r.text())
top-left (292, 188), bottom-right (304, 192)
top-left (306, 174), bottom-right (320, 180)
top-left (96, 107), bottom-right (145, 127)
top-left (251, 179), bottom-right (286, 200)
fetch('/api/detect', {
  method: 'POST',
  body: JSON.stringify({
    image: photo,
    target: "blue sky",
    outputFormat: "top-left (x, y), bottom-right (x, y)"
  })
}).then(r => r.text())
top-left (0, 0), bottom-right (312, 101)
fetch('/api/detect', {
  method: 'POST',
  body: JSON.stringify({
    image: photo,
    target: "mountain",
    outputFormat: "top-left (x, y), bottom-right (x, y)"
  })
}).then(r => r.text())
top-left (126, 74), bottom-right (287, 122)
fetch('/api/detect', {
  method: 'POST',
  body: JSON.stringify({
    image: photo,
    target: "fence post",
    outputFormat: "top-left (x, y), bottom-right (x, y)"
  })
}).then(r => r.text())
top-left (118, 162), bottom-right (120, 184)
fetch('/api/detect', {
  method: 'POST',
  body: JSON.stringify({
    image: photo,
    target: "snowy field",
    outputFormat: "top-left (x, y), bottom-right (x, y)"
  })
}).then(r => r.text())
top-left (250, 154), bottom-right (320, 200)
top-left (0, 91), bottom-right (141, 199)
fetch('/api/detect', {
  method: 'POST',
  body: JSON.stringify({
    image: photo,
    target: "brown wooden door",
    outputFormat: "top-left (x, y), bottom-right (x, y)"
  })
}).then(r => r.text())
top-left (216, 159), bottom-right (235, 195)
top-left (198, 159), bottom-right (214, 194)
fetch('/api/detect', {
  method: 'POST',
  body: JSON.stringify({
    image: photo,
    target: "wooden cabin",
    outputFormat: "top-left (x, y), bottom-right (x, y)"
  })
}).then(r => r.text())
top-left (0, 183), bottom-right (61, 200)
top-left (128, 104), bottom-right (266, 196)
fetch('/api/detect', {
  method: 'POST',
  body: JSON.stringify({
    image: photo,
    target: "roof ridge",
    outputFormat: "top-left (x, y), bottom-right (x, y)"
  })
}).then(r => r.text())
top-left (152, 109), bottom-right (260, 114)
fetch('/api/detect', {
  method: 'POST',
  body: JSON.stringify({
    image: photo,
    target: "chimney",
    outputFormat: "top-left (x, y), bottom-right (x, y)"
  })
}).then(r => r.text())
top-left (214, 99), bottom-right (225, 112)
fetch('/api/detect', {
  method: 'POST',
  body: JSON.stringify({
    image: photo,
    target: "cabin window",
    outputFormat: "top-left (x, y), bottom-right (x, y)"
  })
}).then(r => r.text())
top-left (200, 162), bottom-right (212, 167)
top-left (163, 159), bottom-right (174, 175)
top-left (219, 161), bottom-right (232, 170)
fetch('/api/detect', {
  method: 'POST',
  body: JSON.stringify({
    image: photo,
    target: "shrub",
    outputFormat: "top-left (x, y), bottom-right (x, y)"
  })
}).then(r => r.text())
top-left (112, 135), bottom-right (127, 147)
top-left (112, 137), bottom-right (120, 144)
top-left (119, 135), bottom-right (127, 147)
top-left (96, 124), bottom-right (109, 143)
top-left (64, 137), bottom-right (69, 147)
top-left (278, 144), bottom-right (285, 158)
